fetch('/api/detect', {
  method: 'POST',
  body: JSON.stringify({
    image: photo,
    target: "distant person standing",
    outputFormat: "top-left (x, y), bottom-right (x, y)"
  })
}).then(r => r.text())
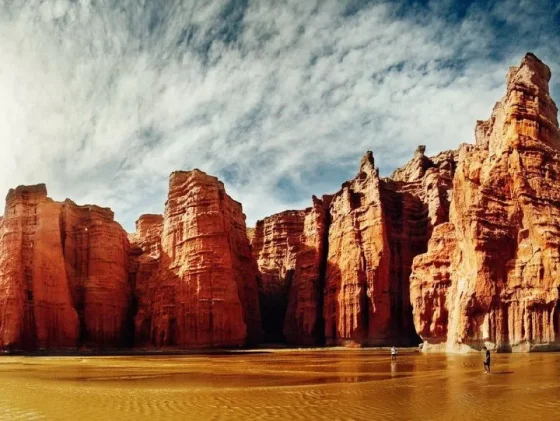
top-left (391, 346), bottom-right (397, 361)
top-left (482, 347), bottom-right (491, 373)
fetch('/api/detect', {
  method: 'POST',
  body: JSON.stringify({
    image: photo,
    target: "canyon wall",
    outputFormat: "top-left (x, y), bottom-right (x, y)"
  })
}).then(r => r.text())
top-left (283, 196), bottom-right (331, 345)
top-left (250, 210), bottom-right (306, 342)
top-left (128, 214), bottom-right (163, 346)
top-left (0, 170), bottom-right (261, 351)
top-left (411, 53), bottom-right (560, 352)
top-left (0, 53), bottom-right (558, 353)
top-left (0, 185), bottom-right (130, 350)
top-left (129, 170), bottom-right (262, 348)
top-left (251, 53), bottom-right (560, 351)
top-left (252, 149), bottom-right (455, 346)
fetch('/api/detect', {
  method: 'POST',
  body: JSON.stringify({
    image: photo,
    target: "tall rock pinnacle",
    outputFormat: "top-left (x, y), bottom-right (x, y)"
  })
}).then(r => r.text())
top-left (411, 53), bottom-right (560, 352)
top-left (476, 52), bottom-right (560, 154)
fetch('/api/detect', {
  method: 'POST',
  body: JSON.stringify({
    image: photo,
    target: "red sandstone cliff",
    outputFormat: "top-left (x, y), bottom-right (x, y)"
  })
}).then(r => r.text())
top-left (61, 201), bottom-right (132, 347)
top-left (1, 53), bottom-right (558, 354)
top-left (128, 214), bottom-right (163, 346)
top-left (0, 169), bottom-right (261, 351)
top-left (323, 151), bottom-right (441, 346)
top-left (411, 53), bottom-right (560, 352)
top-left (252, 149), bottom-right (450, 347)
top-left (323, 152), bottom-right (393, 345)
top-left (129, 170), bottom-right (262, 348)
top-left (0, 185), bottom-right (131, 350)
top-left (250, 210), bottom-right (306, 341)
top-left (283, 196), bottom-right (331, 345)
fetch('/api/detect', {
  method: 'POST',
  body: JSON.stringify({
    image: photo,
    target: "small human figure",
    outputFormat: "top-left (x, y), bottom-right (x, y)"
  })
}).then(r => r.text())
top-left (482, 346), bottom-right (491, 373)
top-left (391, 346), bottom-right (397, 361)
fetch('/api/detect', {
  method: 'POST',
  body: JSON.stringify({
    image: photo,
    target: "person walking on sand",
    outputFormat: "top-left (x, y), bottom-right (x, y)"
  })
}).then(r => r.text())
top-left (482, 347), bottom-right (491, 373)
top-left (391, 346), bottom-right (397, 361)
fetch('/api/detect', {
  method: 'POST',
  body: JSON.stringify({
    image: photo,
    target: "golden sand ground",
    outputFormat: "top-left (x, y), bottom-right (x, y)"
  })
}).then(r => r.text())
top-left (0, 350), bottom-right (558, 420)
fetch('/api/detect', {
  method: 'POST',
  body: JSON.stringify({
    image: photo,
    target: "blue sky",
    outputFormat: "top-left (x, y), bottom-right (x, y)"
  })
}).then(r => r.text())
top-left (1, 0), bottom-right (559, 231)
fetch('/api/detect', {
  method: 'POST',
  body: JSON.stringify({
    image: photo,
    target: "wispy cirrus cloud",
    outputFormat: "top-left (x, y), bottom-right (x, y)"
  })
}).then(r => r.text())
top-left (0, 0), bottom-right (558, 230)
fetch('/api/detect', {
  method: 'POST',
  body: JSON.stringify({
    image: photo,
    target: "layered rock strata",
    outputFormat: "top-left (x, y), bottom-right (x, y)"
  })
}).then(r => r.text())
top-left (0, 170), bottom-right (261, 351)
top-left (252, 148), bottom-right (456, 346)
top-left (129, 170), bottom-right (262, 348)
top-left (323, 152), bottom-right (393, 345)
top-left (283, 196), bottom-right (331, 345)
top-left (323, 150), bottom-right (451, 346)
top-left (0, 185), bottom-right (130, 350)
top-left (411, 53), bottom-right (560, 352)
top-left (1, 53), bottom-right (558, 354)
top-left (250, 211), bottom-right (306, 341)
top-left (128, 214), bottom-right (164, 346)
top-left (60, 200), bottom-right (131, 347)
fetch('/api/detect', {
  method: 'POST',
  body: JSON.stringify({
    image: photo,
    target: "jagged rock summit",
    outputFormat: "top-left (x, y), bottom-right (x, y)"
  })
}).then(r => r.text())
top-left (411, 52), bottom-right (560, 352)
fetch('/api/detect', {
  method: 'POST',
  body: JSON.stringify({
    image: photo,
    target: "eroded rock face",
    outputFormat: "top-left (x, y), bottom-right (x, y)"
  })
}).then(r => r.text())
top-left (131, 170), bottom-right (261, 348)
top-left (223, 190), bottom-right (263, 345)
top-left (250, 210), bottom-right (306, 341)
top-left (61, 201), bottom-right (132, 348)
top-left (0, 169), bottom-right (262, 351)
top-left (324, 153), bottom-right (392, 345)
top-left (378, 148), bottom-right (457, 346)
top-left (324, 152), bottom-right (432, 346)
top-left (0, 186), bottom-right (78, 350)
top-left (0, 185), bottom-right (130, 350)
top-left (252, 148), bottom-right (455, 347)
top-left (128, 214), bottom-right (163, 346)
top-left (391, 146), bottom-right (457, 230)
top-left (411, 53), bottom-right (560, 352)
top-left (283, 196), bottom-right (331, 345)
top-left (2, 52), bottom-right (558, 354)
top-left (409, 223), bottom-right (456, 345)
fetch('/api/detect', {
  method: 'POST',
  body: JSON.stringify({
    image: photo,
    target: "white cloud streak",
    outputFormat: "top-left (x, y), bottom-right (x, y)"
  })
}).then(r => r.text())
top-left (0, 0), bottom-right (558, 230)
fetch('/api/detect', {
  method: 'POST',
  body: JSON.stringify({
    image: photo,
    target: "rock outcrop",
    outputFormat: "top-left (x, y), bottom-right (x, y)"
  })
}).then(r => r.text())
top-left (129, 170), bottom-right (262, 348)
top-left (2, 53), bottom-right (558, 354)
top-left (283, 196), bottom-right (331, 345)
top-left (250, 210), bottom-right (306, 342)
top-left (411, 53), bottom-right (560, 352)
top-left (323, 151), bottom-right (438, 346)
top-left (0, 170), bottom-right (261, 351)
top-left (253, 148), bottom-right (453, 347)
top-left (128, 214), bottom-right (164, 346)
top-left (0, 185), bottom-right (78, 350)
top-left (0, 185), bottom-right (131, 350)
top-left (60, 200), bottom-right (131, 347)
top-left (323, 152), bottom-right (393, 345)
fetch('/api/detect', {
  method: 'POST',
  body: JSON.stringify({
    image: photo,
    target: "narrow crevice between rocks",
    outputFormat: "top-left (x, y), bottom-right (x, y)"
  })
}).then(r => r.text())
top-left (315, 197), bottom-right (332, 346)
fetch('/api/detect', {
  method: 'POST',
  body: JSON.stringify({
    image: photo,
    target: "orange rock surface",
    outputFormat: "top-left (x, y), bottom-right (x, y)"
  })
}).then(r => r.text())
top-left (61, 200), bottom-right (131, 348)
top-left (128, 214), bottom-right (163, 346)
top-left (2, 52), bottom-right (559, 354)
top-left (323, 153), bottom-right (392, 345)
top-left (253, 149), bottom-right (455, 347)
top-left (283, 196), bottom-right (331, 345)
top-left (411, 53), bottom-right (560, 352)
top-left (324, 151), bottom-right (438, 346)
top-left (130, 170), bottom-right (261, 348)
top-left (250, 210), bottom-right (306, 341)
top-left (0, 185), bottom-right (131, 350)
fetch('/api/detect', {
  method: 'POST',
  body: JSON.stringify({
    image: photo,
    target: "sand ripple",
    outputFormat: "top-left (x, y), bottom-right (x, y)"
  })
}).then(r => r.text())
top-left (0, 351), bottom-right (558, 420)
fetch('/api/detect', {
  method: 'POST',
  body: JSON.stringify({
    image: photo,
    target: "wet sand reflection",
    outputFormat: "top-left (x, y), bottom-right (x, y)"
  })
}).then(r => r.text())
top-left (0, 350), bottom-right (558, 420)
